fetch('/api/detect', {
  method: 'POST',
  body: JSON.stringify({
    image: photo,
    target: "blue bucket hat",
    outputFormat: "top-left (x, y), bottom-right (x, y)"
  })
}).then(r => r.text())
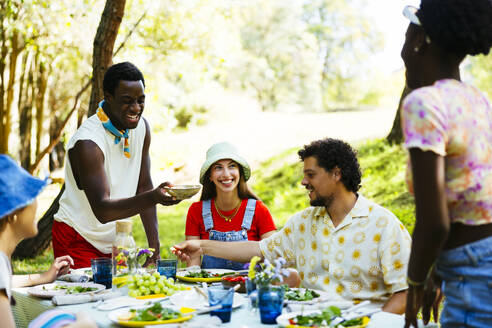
top-left (0, 155), bottom-right (49, 219)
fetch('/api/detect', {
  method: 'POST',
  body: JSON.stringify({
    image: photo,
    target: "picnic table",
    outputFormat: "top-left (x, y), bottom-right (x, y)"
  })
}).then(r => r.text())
top-left (11, 285), bottom-right (439, 328)
top-left (12, 286), bottom-right (268, 328)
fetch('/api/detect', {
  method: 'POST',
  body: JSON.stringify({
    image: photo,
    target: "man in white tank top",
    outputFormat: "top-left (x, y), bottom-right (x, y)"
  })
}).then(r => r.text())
top-left (53, 62), bottom-right (180, 269)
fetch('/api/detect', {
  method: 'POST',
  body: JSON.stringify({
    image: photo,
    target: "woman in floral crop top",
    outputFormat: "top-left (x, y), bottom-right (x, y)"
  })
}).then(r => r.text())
top-left (400, 1), bottom-right (492, 327)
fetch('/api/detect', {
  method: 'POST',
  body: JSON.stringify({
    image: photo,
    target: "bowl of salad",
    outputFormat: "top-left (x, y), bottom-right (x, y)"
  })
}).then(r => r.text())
top-left (108, 302), bottom-right (193, 327)
top-left (276, 306), bottom-right (370, 328)
top-left (221, 274), bottom-right (247, 293)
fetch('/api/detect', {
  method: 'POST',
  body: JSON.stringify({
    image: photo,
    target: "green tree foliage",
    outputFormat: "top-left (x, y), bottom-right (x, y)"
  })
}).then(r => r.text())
top-left (468, 53), bottom-right (492, 100)
top-left (303, 0), bottom-right (384, 109)
top-left (230, 0), bottom-right (322, 111)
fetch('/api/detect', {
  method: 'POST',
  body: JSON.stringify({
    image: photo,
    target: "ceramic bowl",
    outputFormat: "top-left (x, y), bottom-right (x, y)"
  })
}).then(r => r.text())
top-left (221, 274), bottom-right (247, 293)
top-left (164, 185), bottom-right (201, 200)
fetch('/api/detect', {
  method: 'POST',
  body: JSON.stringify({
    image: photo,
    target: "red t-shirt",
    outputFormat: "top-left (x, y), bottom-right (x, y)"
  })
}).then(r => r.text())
top-left (185, 199), bottom-right (276, 240)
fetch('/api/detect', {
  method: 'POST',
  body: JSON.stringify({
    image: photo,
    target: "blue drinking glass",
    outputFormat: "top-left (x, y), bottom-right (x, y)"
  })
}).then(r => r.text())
top-left (207, 286), bottom-right (234, 323)
top-left (91, 257), bottom-right (112, 289)
top-left (157, 259), bottom-right (177, 279)
top-left (258, 285), bottom-right (284, 324)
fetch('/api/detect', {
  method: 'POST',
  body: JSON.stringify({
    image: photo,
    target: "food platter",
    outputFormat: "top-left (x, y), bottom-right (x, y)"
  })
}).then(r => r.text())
top-left (27, 282), bottom-right (105, 299)
top-left (276, 309), bottom-right (369, 328)
top-left (70, 267), bottom-right (93, 279)
top-left (107, 304), bottom-right (193, 327)
top-left (283, 287), bottom-right (332, 305)
top-left (175, 268), bottom-right (235, 283)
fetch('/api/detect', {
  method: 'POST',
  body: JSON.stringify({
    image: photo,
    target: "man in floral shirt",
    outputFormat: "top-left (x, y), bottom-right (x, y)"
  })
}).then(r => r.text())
top-left (173, 138), bottom-right (411, 313)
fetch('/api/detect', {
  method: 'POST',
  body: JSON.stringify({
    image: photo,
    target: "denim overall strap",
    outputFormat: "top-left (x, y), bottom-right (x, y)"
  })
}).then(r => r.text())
top-left (201, 199), bottom-right (252, 270)
top-left (202, 200), bottom-right (214, 231)
top-left (241, 199), bottom-right (256, 230)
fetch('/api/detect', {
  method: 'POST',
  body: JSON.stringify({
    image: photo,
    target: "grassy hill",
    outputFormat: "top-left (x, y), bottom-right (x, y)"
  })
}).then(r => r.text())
top-left (13, 138), bottom-right (415, 273)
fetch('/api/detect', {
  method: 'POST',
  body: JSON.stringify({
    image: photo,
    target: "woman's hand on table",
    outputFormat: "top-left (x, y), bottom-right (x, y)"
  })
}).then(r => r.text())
top-left (45, 255), bottom-right (74, 282)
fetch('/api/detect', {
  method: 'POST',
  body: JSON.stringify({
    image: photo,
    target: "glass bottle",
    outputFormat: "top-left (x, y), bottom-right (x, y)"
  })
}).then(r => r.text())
top-left (112, 221), bottom-right (137, 291)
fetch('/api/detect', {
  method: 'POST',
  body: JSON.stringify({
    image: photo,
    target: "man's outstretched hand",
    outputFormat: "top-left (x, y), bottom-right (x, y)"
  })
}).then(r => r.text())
top-left (154, 182), bottom-right (181, 206)
top-left (171, 240), bottom-right (203, 265)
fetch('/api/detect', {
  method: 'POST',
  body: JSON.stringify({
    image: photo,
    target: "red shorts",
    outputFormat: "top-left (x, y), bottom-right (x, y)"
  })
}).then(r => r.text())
top-left (52, 220), bottom-right (111, 269)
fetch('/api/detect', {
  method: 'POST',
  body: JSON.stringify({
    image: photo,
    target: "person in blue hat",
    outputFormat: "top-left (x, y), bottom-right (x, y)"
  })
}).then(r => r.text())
top-left (0, 155), bottom-right (96, 327)
top-left (184, 142), bottom-right (277, 269)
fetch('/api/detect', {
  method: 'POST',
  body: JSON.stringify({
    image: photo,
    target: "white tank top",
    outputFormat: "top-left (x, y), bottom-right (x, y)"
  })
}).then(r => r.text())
top-left (54, 114), bottom-right (146, 253)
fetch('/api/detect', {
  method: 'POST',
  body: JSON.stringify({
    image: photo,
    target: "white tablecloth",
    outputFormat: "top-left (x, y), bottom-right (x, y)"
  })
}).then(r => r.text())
top-left (11, 287), bottom-right (439, 328)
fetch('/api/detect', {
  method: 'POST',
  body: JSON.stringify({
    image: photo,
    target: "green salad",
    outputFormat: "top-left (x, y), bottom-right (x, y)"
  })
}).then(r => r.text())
top-left (289, 306), bottom-right (364, 327)
top-left (284, 287), bottom-right (321, 301)
top-left (128, 303), bottom-right (182, 322)
top-left (48, 284), bottom-right (98, 294)
top-left (184, 270), bottom-right (234, 278)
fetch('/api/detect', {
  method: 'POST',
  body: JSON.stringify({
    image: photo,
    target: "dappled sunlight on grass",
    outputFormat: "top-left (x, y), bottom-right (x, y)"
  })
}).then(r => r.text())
top-left (358, 138), bottom-right (415, 233)
top-left (12, 251), bottom-right (54, 274)
top-left (12, 138), bottom-right (416, 272)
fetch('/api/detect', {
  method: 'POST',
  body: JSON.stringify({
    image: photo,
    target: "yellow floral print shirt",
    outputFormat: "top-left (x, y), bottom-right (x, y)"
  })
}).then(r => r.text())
top-left (259, 194), bottom-right (411, 304)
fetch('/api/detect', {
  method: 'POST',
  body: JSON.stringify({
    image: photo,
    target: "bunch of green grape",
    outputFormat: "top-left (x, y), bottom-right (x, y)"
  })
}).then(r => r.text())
top-left (127, 272), bottom-right (187, 297)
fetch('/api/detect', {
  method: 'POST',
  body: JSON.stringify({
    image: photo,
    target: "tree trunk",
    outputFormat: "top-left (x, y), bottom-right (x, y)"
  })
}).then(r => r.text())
top-left (35, 58), bottom-right (47, 158)
top-left (49, 116), bottom-right (65, 171)
top-left (12, 185), bottom-right (65, 259)
top-left (386, 84), bottom-right (411, 145)
top-left (18, 52), bottom-right (34, 169)
top-left (15, 0), bottom-right (130, 258)
top-left (4, 31), bottom-right (21, 153)
top-left (0, 22), bottom-right (7, 153)
top-left (88, 0), bottom-right (126, 117)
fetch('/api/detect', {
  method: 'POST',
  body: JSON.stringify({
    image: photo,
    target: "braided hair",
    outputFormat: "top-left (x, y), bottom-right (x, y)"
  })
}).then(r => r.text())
top-left (417, 0), bottom-right (492, 56)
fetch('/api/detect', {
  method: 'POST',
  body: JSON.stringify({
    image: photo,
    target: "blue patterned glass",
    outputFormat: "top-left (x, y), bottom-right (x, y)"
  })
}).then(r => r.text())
top-left (258, 285), bottom-right (284, 324)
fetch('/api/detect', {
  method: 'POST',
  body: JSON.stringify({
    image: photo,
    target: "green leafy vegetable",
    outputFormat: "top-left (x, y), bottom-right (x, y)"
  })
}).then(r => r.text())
top-left (288, 306), bottom-right (364, 327)
top-left (284, 287), bottom-right (320, 301)
top-left (53, 285), bottom-right (98, 294)
top-left (128, 302), bottom-right (182, 322)
top-left (184, 270), bottom-right (234, 278)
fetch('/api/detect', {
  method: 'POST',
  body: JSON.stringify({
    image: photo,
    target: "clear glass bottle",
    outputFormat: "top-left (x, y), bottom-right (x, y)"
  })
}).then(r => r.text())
top-left (112, 221), bottom-right (136, 291)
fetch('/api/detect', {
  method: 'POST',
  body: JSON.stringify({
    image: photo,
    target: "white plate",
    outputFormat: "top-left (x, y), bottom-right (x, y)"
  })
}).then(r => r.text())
top-left (70, 267), bottom-right (93, 279)
top-left (276, 309), bottom-right (368, 327)
top-left (277, 310), bottom-right (321, 327)
top-left (176, 268), bottom-right (235, 282)
top-left (27, 282), bottom-right (106, 299)
top-left (169, 289), bottom-right (245, 311)
top-left (97, 296), bottom-right (167, 311)
top-left (283, 288), bottom-right (332, 305)
top-left (107, 306), bottom-right (193, 327)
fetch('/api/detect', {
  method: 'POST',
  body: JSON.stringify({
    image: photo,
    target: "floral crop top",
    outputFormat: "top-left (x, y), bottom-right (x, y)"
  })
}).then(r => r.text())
top-left (402, 79), bottom-right (492, 226)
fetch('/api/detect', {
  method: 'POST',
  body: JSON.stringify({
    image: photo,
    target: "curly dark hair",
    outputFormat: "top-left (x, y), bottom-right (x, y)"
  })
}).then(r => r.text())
top-left (298, 138), bottom-right (362, 192)
top-left (103, 62), bottom-right (145, 95)
top-left (417, 0), bottom-right (492, 56)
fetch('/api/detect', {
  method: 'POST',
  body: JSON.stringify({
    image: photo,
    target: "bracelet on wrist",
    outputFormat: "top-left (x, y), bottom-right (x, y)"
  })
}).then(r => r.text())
top-left (407, 262), bottom-right (436, 287)
top-left (406, 276), bottom-right (427, 287)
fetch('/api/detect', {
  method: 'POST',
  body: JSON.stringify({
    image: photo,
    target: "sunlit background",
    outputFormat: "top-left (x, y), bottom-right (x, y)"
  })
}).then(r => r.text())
top-left (2, 0), bottom-right (490, 217)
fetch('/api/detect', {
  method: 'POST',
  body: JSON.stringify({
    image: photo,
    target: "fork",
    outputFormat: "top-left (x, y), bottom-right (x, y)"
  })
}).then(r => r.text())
top-left (193, 285), bottom-right (208, 301)
top-left (330, 301), bottom-right (378, 326)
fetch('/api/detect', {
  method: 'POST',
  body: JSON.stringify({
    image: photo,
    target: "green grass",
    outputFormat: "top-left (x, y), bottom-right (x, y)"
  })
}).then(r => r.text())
top-left (12, 138), bottom-right (416, 272)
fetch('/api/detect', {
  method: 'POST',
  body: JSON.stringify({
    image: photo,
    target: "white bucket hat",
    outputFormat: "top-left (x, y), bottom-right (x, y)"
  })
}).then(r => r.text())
top-left (199, 142), bottom-right (251, 184)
